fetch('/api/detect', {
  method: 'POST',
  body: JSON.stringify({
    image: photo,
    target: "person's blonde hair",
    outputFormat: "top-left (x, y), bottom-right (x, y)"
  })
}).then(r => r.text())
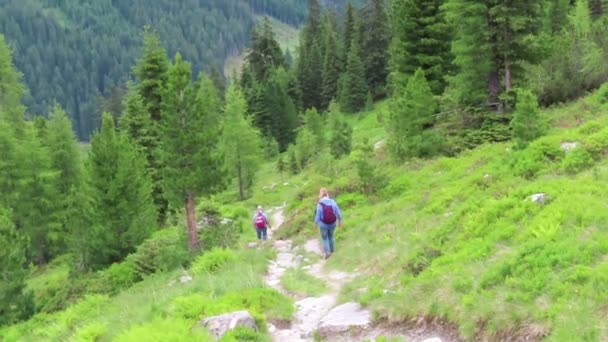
top-left (319, 187), bottom-right (329, 200)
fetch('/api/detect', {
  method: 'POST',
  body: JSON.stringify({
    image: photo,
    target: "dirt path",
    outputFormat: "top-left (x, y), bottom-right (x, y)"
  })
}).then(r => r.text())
top-left (263, 205), bottom-right (458, 342)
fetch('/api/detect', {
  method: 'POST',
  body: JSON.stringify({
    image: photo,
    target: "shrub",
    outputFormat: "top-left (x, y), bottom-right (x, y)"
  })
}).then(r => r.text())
top-left (97, 258), bottom-right (140, 294)
top-left (131, 227), bottom-right (190, 278)
top-left (170, 294), bottom-right (213, 320)
top-left (72, 322), bottom-right (107, 342)
top-left (190, 248), bottom-right (236, 275)
top-left (220, 326), bottom-right (269, 342)
top-left (562, 148), bottom-right (594, 174)
top-left (114, 318), bottom-right (212, 342)
top-left (511, 137), bottom-right (564, 178)
top-left (583, 127), bottom-right (608, 157)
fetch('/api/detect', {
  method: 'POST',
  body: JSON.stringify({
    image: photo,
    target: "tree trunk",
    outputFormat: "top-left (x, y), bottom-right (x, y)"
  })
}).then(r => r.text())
top-left (488, 70), bottom-right (500, 105)
top-left (237, 162), bottom-right (244, 200)
top-left (503, 18), bottom-right (512, 92)
top-left (185, 191), bottom-right (199, 252)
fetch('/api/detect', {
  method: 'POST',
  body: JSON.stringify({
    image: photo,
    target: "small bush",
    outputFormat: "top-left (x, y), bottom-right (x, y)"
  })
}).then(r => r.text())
top-left (561, 148), bottom-right (594, 174)
top-left (511, 137), bottom-right (564, 178)
top-left (190, 248), bottom-right (236, 275)
top-left (72, 322), bottom-right (107, 342)
top-left (97, 258), bottom-right (140, 294)
top-left (584, 127), bottom-right (608, 157)
top-left (114, 318), bottom-right (212, 342)
top-left (220, 326), bottom-right (268, 342)
top-left (131, 227), bottom-right (190, 278)
top-left (171, 294), bottom-right (213, 320)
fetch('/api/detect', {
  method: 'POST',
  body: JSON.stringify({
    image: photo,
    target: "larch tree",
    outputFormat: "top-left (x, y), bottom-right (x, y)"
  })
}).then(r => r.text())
top-left (160, 54), bottom-right (226, 252)
top-left (222, 84), bottom-right (263, 200)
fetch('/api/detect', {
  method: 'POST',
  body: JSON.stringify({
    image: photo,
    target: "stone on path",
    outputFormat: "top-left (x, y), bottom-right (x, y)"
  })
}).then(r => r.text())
top-left (318, 302), bottom-right (372, 338)
top-left (200, 310), bottom-right (257, 340)
top-left (421, 338), bottom-right (444, 342)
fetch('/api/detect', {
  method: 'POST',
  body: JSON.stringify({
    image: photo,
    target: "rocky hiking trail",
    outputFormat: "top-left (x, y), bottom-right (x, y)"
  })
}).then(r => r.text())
top-left (262, 204), bottom-right (461, 342)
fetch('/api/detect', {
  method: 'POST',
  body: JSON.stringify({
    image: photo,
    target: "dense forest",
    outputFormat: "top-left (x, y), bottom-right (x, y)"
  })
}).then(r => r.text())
top-left (3, 0), bottom-right (608, 334)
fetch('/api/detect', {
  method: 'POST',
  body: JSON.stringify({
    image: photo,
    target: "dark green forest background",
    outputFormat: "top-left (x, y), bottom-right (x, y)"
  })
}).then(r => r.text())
top-left (0, 0), bottom-right (356, 140)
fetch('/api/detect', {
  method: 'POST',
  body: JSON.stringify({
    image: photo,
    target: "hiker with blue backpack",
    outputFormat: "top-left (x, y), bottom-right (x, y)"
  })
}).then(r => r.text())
top-left (253, 206), bottom-right (271, 240)
top-left (314, 188), bottom-right (343, 259)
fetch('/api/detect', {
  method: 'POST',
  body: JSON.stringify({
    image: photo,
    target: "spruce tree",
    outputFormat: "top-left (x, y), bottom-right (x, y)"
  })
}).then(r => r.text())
top-left (222, 84), bottom-right (263, 200)
top-left (297, 0), bottom-right (324, 110)
top-left (511, 88), bottom-right (544, 149)
top-left (209, 65), bottom-right (226, 100)
top-left (390, 0), bottom-right (452, 95)
top-left (263, 68), bottom-right (299, 151)
top-left (133, 27), bottom-right (169, 223)
top-left (321, 15), bottom-right (342, 110)
top-left (88, 113), bottom-right (156, 264)
top-left (303, 108), bottom-right (325, 153)
top-left (342, 2), bottom-right (356, 63)
top-left (387, 68), bottom-right (436, 161)
top-left (120, 81), bottom-right (155, 167)
top-left (361, 0), bottom-right (391, 98)
top-left (160, 56), bottom-right (226, 252)
top-left (0, 34), bottom-right (27, 134)
top-left (245, 17), bottom-right (285, 82)
top-left (339, 36), bottom-right (368, 113)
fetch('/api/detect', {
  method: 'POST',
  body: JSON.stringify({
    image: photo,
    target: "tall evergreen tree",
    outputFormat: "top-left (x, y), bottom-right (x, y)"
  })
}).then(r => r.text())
top-left (160, 56), bottom-right (226, 252)
top-left (0, 34), bottom-right (27, 133)
top-left (361, 0), bottom-right (391, 98)
top-left (511, 88), bottom-right (544, 149)
top-left (133, 27), bottom-right (169, 223)
top-left (328, 101), bottom-right (353, 158)
top-left (339, 35), bottom-right (368, 113)
top-left (390, 0), bottom-right (452, 95)
top-left (297, 0), bottom-right (324, 110)
top-left (88, 113), bottom-right (156, 264)
top-left (120, 81), bottom-right (155, 164)
top-left (244, 17), bottom-right (285, 83)
top-left (263, 68), bottom-right (299, 151)
top-left (321, 15), bottom-right (343, 109)
top-left (209, 65), bottom-right (226, 100)
top-left (222, 84), bottom-right (263, 200)
top-left (0, 207), bottom-right (32, 325)
top-left (445, 0), bottom-right (542, 105)
top-left (544, 0), bottom-right (571, 33)
top-left (46, 105), bottom-right (86, 257)
top-left (387, 68), bottom-right (436, 161)
top-left (342, 2), bottom-right (356, 62)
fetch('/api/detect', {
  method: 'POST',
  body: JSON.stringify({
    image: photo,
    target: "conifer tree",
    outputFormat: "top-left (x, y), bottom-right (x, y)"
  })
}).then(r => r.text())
top-left (387, 68), bottom-right (436, 161)
top-left (288, 145), bottom-right (299, 175)
top-left (361, 0), bottom-right (391, 98)
top-left (46, 105), bottom-right (86, 257)
top-left (0, 207), bottom-right (32, 325)
top-left (133, 27), bottom-right (169, 223)
top-left (245, 17), bottom-right (285, 82)
top-left (160, 56), bottom-right (226, 252)
top-left (303, 107), bottom-right (325, 153)
top-left (339, 35), bottom-right (368, 113)
top-left (120, 82), bottom-right (155, 161)
top-left (0, 34), bottom-right (27, 134)
top-left (342, 2), bottom-right (356, 62)
top-left (88, 113), bottom-right (156, 264)
top-left (321, 15), bottom-right (342, 109)
top-left (297, 0), bottom-right (324, 110)
top-left (390, 0), bottom-right (452, 95)
top-left (511, 88), bottom-right (544, 149)
top-left (222, 84), bottom-right (263, 200)
top-left (262, 68), bottom-right (299, 151)
top-left (284, 48), bottom-right (294, 66)
top-left (544, 0), bottom-right (571, 33)
top-left (328, 102), bottom-right (353, 158)
top-left (209, 65), bottom-right (226, 100)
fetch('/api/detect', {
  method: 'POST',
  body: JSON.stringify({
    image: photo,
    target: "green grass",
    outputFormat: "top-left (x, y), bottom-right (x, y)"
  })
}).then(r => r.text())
top-left (280, 267), bottom-right (328, 297)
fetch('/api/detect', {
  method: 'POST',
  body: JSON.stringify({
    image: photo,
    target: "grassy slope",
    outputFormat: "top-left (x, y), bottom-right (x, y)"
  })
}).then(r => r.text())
top-left (6, 92), bottom-right (608, 341)
top-left (276, 95), bottom-right (608, 341)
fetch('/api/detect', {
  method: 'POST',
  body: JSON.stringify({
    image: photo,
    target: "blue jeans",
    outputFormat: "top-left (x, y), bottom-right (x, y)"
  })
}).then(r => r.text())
top-left (256, 227), bottom-right (268, 240)
top-left (319, 225), bottom-right (336, 254)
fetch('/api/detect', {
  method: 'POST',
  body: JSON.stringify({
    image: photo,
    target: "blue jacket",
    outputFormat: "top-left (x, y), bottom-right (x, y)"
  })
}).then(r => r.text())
top-left (314, 197), bottom-right (342, 228)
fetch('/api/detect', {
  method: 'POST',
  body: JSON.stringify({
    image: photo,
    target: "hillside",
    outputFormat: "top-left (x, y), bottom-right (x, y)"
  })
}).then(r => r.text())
top-left (0, 0), bottom-right (306, 140)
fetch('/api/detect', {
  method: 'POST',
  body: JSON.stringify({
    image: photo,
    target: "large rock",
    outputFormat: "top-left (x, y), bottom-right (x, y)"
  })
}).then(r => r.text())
top-left (201, 310), bottom-right (257, 339)
top-left (318, 302), bottom-right (371, 337)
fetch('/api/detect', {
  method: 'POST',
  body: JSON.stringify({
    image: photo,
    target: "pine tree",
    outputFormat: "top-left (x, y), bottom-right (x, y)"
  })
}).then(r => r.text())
top-left (511, 88), bottom-right (544, 149)
top-left (387, 68), bottom-right (436, 161)
top-left (339, 36), bottom-right (368, 113)
top-left (120, 81), bottom-right (155, 170)
top-left (303, 107), bottom-right (325, 153)
top-left (209, 65), bottom-right (226, 100)
top-left (263, 68), bottom-right (299, 151)
top-left (222, 84), bottom-right (263, 200)
top-left (544, 0), bottom-right (571, 33)
top-left (160, 56), bottom-right (226, 252)
top-left (0, 207), bottom-right (33, 325)
top-left (390, 0), bottom-right (452, 95)
top-left (321, 15), bottom-right (342, 109)
top-left (133, 27), bottom-right (169, 223)
top-left (288, 145), bottom-right (299, 175)
top-left (361, 0), bottom-right (391, 98)
top-left (88, 113), bottom-right (156, 264)
top-left (342, 2), bottom-right (356, 62)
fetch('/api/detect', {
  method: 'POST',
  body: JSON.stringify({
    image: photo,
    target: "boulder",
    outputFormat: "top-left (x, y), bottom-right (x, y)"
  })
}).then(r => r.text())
top-left (201, 310), bottom-right (257, 340)
top-left (530, 193), bottom-right (546, 204)
top-left (317, 302), bottom-right (371, 338)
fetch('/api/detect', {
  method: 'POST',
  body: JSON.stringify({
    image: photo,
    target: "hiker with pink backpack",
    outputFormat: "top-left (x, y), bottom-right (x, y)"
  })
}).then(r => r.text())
top-left (314, 188), bottom-right (343, 259)
top-left (253, 206), bottom-right (272, 240)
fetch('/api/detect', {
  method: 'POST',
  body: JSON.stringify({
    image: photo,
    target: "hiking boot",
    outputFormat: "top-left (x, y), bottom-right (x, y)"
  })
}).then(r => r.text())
top-left (323, 252), bottom-right (329, 260)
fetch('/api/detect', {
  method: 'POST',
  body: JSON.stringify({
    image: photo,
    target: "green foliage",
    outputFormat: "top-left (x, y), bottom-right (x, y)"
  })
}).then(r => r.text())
top-left (353, 140), bottom-right (385, 194)
top-left (190, 248), bottom-right (236, 275)
top-left (87, 113), bottom-right (156, 267)
top-left (72, 322), bottom-right (108, 342)
top-left (131, 227), bottom-right (190, 278)
top-left (390, 0), bottom-right (452, 95)
top-left (328, 102), bottom-right (354, 159)
top-left (511, 89), bottom-right (544, 149)
top-left (280, 268), bottom-right (328, 296)
top-left (339, 35), bottom-right (368, 113)
top-left (361, 0), bottom-right (391, 98)
top-left (288, 145), bottom-right (300, 175)
top-left (387, 68), bottom-right (438, 160)
top-left (511, 137), bottom-right (564, 178)
top-left (222, 84), bottom-right (263, 199)
top-left (561, 148), bottom-right (594, 174)
top-left (0, 207), bottom-right (33, 325)
top-left (114, 318), bottom-right (213, 342)
top-left (98, 259), bottom-right (140, 294)
top-left (221, 326), bottom-right (269, 342)
top-left (321, 15), bottom-right (342, 109)
top-left (262, 136), bottom-right (280, 159)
